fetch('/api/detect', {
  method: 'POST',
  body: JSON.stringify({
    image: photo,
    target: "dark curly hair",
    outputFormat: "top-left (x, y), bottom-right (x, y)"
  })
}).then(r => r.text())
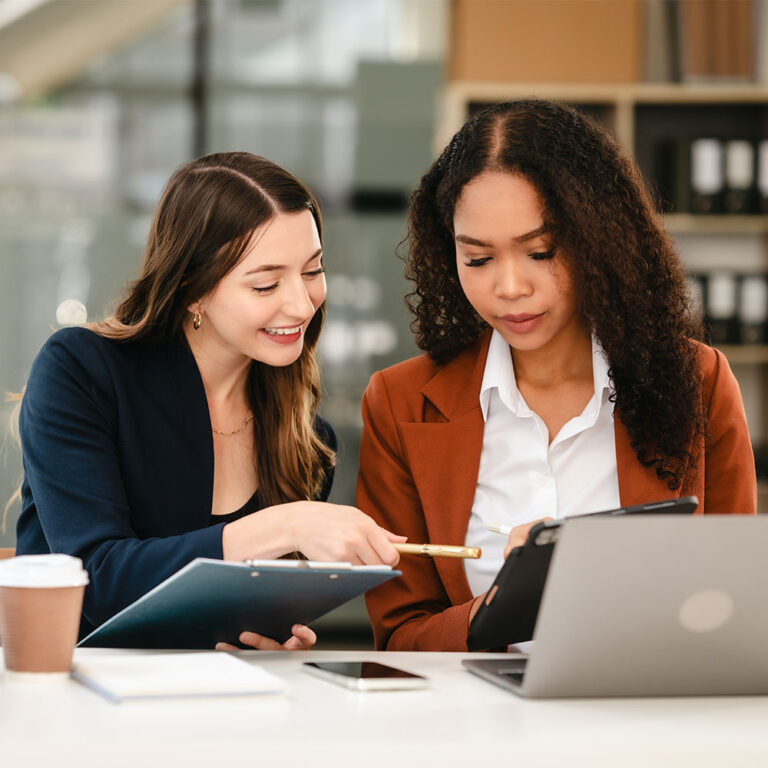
top-left (405, 99), bottom-right (705, 490)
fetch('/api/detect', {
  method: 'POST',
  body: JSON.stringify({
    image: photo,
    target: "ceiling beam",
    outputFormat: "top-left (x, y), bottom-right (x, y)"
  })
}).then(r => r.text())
top-left (0, 0), bottom-right (186, 101)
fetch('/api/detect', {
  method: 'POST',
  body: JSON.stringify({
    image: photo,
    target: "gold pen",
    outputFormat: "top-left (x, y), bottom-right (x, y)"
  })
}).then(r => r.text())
top-left (394, 543), bottom-right (481, 559)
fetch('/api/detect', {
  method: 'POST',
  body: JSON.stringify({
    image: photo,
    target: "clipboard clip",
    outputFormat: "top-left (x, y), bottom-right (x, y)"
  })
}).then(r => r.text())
top-left (242, 559), bottom-right (354, 570)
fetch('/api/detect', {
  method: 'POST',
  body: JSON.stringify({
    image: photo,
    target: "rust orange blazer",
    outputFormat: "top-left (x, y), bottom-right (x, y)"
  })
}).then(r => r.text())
top-left (358, 331), bottom-right (757, 652)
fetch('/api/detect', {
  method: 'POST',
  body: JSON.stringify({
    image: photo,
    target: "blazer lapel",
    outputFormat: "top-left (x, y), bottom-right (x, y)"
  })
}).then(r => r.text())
top-left (165, 336), bottom-right (215, 528)
top-left (399, 332), bottom-right (491, 605)
top-left (397, 331), bottom-right (684, 604)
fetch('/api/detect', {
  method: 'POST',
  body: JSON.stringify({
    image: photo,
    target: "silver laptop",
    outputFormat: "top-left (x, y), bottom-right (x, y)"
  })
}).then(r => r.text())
top-left (463, 515), bottom-right (768, 697)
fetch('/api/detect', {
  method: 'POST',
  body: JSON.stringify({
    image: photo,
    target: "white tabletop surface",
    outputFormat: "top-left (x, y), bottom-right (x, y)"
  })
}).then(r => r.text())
top-left (3, 648), bottom-right (768, 767)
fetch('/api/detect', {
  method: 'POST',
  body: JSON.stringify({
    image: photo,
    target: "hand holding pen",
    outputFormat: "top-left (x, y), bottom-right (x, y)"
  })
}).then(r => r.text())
top-left (487, 518), bottom-right (554, 558)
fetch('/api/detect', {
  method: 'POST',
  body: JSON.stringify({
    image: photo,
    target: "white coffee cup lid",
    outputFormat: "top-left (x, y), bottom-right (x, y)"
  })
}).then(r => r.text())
top-left (0, 554), bottom-right (89, 588)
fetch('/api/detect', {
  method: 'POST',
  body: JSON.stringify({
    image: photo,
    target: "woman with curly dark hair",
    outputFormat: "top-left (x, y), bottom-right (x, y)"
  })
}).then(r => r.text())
top-left (358, 99), bottom-right (757, 652)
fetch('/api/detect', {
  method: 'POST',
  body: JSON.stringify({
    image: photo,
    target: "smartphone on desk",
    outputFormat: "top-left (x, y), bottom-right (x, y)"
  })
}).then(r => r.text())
top-left (302, 661), bottom-right (428, 691)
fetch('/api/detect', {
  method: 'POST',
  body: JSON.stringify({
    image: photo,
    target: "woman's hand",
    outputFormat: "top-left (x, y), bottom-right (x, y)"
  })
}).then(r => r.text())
top-left (215, 624), bottom-right (317, 652)
top-left (504, 517), bottom-right (554, 558)
top-left (469, 592), bottom-right (487, 623)
top-left (222, 501), bottom-right (406, 565)
top-left (286, 502), bottom-right (406, 566)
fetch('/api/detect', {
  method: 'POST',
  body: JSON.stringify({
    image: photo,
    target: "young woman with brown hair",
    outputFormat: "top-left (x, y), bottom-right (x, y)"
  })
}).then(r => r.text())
top-left (358, 100), bottom-right (757, 652)
top-left (16, 152), bottom-right (402, 646)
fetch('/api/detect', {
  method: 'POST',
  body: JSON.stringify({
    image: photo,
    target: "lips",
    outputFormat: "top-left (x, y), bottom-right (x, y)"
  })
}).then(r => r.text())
top-left (500, 312), bottom-right (544, 334)
top-left (263, 325), bottom-right (302, 336)
top-left (260, 325), bottom-right (304, 344)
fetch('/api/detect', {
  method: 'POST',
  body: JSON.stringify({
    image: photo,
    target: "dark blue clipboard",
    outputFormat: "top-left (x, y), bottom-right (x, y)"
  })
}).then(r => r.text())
top-left (78, 558), bottom-right (399, 649)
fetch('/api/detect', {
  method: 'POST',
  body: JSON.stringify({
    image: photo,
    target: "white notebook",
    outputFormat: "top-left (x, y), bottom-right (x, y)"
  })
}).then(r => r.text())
top-left (71, 652), bottom-right (286, 703)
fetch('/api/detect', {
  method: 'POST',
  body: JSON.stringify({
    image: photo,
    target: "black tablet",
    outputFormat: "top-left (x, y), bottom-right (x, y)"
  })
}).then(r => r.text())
top-left (466, 496), bottom-right (699, 651)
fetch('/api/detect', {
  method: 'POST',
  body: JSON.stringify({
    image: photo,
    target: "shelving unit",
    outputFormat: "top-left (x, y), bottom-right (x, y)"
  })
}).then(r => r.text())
top-left (664, 215), bottom-right (768, 236)
top-left (440, 82), bottom-right (768, 513)
top-left (439, 82), bottom-right (768, 153)
top-left (717, 345), bottom-right (768, 366)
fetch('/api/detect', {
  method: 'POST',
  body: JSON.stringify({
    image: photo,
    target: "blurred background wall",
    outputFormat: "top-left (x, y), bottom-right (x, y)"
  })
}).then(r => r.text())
top-left (0, 0), bottom-right (766, 646)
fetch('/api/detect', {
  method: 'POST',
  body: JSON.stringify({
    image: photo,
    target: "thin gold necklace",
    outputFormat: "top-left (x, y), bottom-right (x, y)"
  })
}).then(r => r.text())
top-left (212, 413), bottom-right (254, 437)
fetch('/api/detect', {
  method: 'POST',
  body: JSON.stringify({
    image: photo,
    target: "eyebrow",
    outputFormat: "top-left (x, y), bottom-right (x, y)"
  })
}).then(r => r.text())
top-left (243, 248), bottom-right (323, 276)
top-left (455, 227), bottom-right (548, 248)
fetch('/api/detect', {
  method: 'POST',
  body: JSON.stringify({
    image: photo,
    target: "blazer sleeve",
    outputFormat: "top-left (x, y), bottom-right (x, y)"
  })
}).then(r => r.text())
top-left (701, 348), bottom-right (757, 515)
top-left (20, 333), bottom-right (225, 629)
top-left (358, 372), bottom-right (475, 651)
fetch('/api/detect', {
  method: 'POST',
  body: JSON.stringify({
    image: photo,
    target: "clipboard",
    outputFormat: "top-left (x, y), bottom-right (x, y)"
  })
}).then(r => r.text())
top-left (78, 558), bottom-right (399, 649)
top-left (466, 497), bottom-right (699, 651)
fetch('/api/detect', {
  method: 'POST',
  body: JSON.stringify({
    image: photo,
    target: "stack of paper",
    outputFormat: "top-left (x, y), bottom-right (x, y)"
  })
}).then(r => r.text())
top-left (71, 652), bottom-right (286, 703)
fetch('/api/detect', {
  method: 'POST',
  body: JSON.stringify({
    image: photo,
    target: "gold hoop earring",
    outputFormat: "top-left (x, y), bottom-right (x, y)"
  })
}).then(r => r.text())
top-left (193, 311), bottom-right (202, 330)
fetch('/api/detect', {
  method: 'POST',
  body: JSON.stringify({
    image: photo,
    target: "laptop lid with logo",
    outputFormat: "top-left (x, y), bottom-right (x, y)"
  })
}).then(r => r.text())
top-left (522, 516), bottom-right (768, 698)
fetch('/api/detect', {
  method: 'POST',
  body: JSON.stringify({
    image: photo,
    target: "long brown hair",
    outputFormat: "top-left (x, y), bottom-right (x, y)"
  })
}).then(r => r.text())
top-left (94, 152), bottom-right (334, 504)
top-left (405, 100), bottom-right (704, 490)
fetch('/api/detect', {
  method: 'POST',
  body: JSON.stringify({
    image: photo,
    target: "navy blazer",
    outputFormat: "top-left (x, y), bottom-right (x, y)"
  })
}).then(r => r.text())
top-left (16, 327), bottom-right (336, 639)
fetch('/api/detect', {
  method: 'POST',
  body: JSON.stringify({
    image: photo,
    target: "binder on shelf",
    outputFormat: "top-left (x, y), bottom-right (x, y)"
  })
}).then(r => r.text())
top-left (654, 135), bottom-right (765, 217)
top-left (654, 137), bottom-right (691, 213)
top-left (739, 275), bottom-right (768, 344)
top-left (759, 141), bottom-right (768, 214)
top-left (705, 270), bottom-right (739, 345)
top-left (78, 558), bottom-right (400, 650)
top-left (690, 138), bottom-right (724, 214)
top-left (724, 140), bottom-right (756, 215)
top-left (685, 274), bottom-right (706, 325)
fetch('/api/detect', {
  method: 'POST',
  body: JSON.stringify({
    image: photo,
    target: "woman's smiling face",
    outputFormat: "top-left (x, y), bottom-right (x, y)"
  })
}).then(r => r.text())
top-left (196, 209), bottom-right (326, 368)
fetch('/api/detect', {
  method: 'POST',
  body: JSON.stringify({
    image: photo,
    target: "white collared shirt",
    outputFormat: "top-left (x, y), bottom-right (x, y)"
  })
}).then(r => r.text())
top-left (464, 330), bottom-right (621, 597)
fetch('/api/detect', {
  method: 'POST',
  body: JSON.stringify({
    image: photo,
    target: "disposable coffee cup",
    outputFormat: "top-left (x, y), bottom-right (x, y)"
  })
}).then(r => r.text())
top-left (0, 554), bottom-right (88, 676)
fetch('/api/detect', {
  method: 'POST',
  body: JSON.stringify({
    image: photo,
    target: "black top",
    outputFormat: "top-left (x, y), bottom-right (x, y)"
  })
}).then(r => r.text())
top-left (17, 327), bottom-right (336, 638)
top-left (210, 417), bottom-right (336, 526)
top-left (211, 493), bottom-right (305, 561)
top-left (210, 494), bottom-right (266, 526)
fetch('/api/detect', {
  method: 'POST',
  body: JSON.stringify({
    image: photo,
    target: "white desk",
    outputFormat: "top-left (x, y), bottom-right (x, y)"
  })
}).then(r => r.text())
top-left (2, 648), bottom-right (768, 767)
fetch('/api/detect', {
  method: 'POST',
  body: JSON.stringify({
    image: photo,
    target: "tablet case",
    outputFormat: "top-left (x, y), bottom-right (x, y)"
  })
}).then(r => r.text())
top-left (466, 497), bottom-right (699, 651)
top-left (78, 558), bottom-right (399, 649)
